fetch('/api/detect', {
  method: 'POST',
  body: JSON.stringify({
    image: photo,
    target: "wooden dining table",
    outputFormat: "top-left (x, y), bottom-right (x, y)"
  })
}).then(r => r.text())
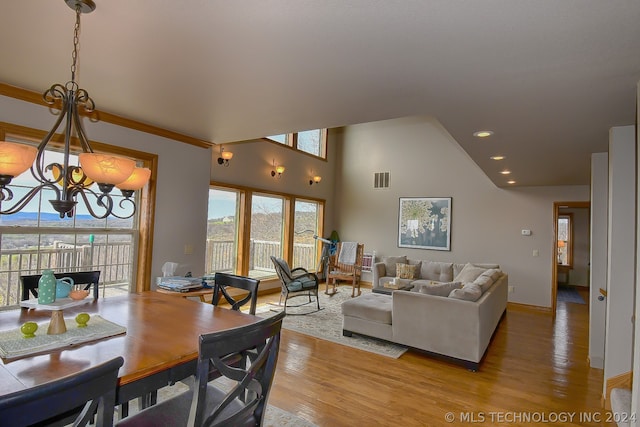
top-left (0, 291), bottom-right (262, 406)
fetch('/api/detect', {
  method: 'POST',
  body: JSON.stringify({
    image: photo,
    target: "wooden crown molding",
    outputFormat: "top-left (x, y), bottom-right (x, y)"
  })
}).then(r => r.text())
top-left (0, 82), bottom-right (213, 149)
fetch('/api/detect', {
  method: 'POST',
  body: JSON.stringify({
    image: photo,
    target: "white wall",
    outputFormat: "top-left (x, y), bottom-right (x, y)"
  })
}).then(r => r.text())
top-left (0, 95), bottom-right (212, 286)
top-left (604, 125), bottom-right (636, 384)
top-left (332, 115), bottom-right (589, 307)
top-left (589, 152), bottom-right (608, 369)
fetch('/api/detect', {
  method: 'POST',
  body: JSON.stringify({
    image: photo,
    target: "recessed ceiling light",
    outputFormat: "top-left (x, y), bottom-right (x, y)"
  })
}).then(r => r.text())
top-left (500, 170), bottom-right (511, 175)
top-left (507, 180), bottom-right (516, 184)
top-left (473, 130), bottom-right (494, 138)
top-left (490, 155), bottom-right (506, 161)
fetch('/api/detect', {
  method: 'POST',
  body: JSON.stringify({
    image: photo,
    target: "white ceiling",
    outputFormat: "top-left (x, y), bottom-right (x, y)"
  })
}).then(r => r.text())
top-left (1, 1), bottom-right (639, 187)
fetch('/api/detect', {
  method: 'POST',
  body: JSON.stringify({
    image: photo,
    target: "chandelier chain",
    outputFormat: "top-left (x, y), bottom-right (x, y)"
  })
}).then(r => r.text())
top-left (70, 5), bottom-right (82, 83)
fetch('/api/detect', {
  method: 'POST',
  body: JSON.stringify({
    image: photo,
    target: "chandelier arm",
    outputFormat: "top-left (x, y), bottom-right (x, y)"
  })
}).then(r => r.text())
top-left (109, 197), bottom-right (137, 220)
top-left (71, 187), bottom-right (111, 219)
top-left (0, 184), bottom-right (58, 216)
top-left (72, 90), bottom-right (95, 153)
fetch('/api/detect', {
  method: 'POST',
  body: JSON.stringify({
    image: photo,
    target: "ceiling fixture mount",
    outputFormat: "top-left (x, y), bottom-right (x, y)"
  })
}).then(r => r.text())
top-left (473, 130), bottom-right (494, 138)
top-left (500, 170), bottom-right (511, 175)
top-left (507, 180), bottom-right (516, 185)
top-left (490, 155), bottom-right (506, 161)
top-left (0, 0), bottom-right (150, 219)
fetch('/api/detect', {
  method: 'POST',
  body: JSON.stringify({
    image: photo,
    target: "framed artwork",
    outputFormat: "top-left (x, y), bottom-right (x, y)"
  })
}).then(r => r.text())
top-left (398, 197), bottom-right (452, 251)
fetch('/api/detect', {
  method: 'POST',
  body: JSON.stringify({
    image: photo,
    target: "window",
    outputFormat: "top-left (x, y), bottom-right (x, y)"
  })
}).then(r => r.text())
top-left (206, 183), bottom-right (324, 280)
top-left (205, 188), bottom-right (241, 274)
top-left (557, 214), bottom-right (573, 266)
top-left (293, 200), bottom-right (321, 271)
top-left (0, 124), bottom-right (155, 306)
top-left (265, 129), bottom-right (327, 159)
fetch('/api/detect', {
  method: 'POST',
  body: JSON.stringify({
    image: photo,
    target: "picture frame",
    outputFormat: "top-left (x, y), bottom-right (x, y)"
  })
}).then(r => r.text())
top-left (398, 197), bottom-right (452, 251)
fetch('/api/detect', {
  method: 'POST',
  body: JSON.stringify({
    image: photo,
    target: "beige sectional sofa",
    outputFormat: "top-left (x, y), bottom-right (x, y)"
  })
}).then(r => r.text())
top-left (341, 257), bottom-right (508, 370)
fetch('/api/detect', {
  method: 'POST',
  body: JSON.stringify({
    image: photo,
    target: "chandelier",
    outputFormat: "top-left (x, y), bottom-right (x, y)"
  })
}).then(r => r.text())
top-left (0, 0), bottom-right (150, 219)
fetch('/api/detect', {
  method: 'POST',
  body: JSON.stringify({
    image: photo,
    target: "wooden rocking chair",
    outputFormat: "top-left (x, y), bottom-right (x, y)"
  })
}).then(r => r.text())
top-left (326, 242), bottom-right (364, 297)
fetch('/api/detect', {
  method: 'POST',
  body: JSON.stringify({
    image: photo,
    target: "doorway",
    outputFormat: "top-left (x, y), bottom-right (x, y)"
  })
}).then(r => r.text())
top-left (552, 201), bottom-right (590, 317)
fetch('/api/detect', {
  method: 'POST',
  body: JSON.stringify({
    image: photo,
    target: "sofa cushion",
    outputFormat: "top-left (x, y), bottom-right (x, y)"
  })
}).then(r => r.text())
top-left (382, 256), bottom-right (406, 277)
top-left (396, 263), bottom-right (416, 279)
top-left (453, 263), bottom-right (500, 278)
top-left (481, 268), bottom-right (502, 282)
top-left (419, 281), bottom-right (462, 296)
top-left (453, 263), bottom-right (489, 284)
top-left (341, 293), bottom-right (393, 324)
top-left (449, 283), bottom-right (483, 301)
top-left (472, 275), bottom-right (494, 293)
top-left (420, 261), bottom-right (454, 282)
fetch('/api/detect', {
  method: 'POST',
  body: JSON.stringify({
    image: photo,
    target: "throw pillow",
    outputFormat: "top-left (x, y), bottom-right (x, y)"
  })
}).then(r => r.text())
top-left (419, 281), bottom-right (462, 297)
top-left (481, 268), bottom-right (502, 282)
top-left (396, 263), bottom-right (415, 279)
top-left (420, 261), bottom-right (454, 282)
top-left (453, 263), bottom-right (488, 284)
top-left (382, 256), bottom-right (407, 277)
top-left (449, 283), bottom-right (483, 301)
top-left (472, 275), bottom-right (494, 293)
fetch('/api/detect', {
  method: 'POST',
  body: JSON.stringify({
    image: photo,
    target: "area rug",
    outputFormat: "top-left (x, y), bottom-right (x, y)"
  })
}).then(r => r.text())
top-left (122, 380), bottom-right (317, 427)
top-left (258, 286), bottom-right (408, 358)
top-left (557, 285), bottom-right (586, 304)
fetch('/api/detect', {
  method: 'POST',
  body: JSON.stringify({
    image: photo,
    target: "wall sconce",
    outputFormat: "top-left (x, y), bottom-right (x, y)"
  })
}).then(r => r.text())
top-left (309, 175), bottom-right (322, 185)
top-left (217, 146), bottom-right (233, 166)
top-left (271, 160), bottom-right (285, 178)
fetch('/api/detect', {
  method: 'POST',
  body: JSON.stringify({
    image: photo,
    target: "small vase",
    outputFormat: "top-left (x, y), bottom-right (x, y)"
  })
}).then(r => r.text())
top-left (38, 269), bottom-right (57, 304)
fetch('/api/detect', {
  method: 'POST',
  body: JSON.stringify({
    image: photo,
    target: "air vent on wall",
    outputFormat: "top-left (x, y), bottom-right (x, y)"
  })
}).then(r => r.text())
top-left (374, 172), bottom-right (390, 189)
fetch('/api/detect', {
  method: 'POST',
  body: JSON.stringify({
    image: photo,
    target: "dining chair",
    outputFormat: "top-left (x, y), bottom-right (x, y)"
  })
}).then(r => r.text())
top-left (212, 272), bottom-right (260, 315)
top-left (117, 311), bottom-right (286, 427)
top-left (270, 256), bottom-right (320, 314)
top-left (20, 270), bottom-right (101, 301)
top-left (0, 356), bottom-right (123, 427)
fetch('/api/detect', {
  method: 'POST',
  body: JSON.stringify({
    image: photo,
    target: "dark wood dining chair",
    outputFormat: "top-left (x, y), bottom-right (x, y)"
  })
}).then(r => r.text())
top-left (0, 356), bottom-right (123, 427)
top-left (116, 311), bottom-right (285, 427)
top-left (212, 272), bottom-right (260, 315)
top-left (20, 270), bottom-right (101, 301)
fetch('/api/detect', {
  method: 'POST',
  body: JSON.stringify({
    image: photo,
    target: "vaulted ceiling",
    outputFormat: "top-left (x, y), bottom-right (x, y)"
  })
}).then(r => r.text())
top-left (1, 1), bottom-right (639, 187)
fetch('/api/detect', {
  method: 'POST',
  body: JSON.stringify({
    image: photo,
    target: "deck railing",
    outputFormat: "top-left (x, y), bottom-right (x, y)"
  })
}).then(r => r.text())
top-left (1, 239), bottom-right (318, 306)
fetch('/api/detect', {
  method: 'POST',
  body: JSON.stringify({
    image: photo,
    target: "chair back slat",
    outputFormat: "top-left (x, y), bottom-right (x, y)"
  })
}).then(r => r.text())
top-left (20, 270), bottom-right (101, 301)
top-left (191, 311), bottom-right (286, 427)
top-left (0, 356), bottom-right (123, 427)
top-left (212, 272), bottom-right (260, 315)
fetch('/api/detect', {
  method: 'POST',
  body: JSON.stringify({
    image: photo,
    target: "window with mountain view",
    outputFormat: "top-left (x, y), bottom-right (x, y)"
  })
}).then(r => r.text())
top-left (293, 200), bottom-right (321, 271)
top-left (0, 144), bottom-right (141, 307)
top-left (206, 184), bottom-right (324, 279)
top-left (205, 188), bottom-right (240, 274)
top-left (249, 194), bottom-right (284, 279)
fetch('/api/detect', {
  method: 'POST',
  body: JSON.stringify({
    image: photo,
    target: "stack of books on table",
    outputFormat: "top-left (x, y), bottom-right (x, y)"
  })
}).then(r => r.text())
top-left (157, 276), bottom-right (203, 292)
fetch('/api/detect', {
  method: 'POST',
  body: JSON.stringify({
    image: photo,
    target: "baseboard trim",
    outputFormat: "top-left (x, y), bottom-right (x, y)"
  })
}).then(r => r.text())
top-left (507, 301), bottom-right (552, 314)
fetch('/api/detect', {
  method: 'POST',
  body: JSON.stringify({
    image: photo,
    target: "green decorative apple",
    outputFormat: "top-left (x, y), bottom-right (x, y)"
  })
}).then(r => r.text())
top-left (75, 313), bottom-right (90, 328)
top-left (20, 321), bottom-right (38, 338)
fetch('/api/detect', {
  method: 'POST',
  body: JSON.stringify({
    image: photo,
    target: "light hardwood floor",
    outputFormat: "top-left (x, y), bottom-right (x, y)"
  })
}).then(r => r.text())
top-left (263, 286), bottom-right (612, 426)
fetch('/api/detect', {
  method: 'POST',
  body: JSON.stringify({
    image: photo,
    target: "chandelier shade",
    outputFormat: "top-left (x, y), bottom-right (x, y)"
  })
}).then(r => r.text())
top-left (0, 0), bottom-right (150, 219)
top-left (78, 153), bottom-right (136, 185)
top-left (116, 167), bottom-right (152, 191)
top-left (0, 142), bottom-right (38, 177)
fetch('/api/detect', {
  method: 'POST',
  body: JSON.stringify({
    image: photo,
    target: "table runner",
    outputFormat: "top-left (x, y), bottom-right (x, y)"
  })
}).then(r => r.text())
top-left (0, 315), bottom-right (126, 360)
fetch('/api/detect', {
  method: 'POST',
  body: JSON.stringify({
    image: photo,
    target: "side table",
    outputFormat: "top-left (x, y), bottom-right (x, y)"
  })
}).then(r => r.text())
top-left (156, 287), bottom-right (213, 302)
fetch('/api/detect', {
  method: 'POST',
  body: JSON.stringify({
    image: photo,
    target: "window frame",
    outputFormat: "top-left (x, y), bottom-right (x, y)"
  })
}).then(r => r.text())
top-left (208, 181), bottom-right (325, 279)
top-left (0, 121), bottom-right (157, 295)
top-left (264, 129), bottom-right (327, 159)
